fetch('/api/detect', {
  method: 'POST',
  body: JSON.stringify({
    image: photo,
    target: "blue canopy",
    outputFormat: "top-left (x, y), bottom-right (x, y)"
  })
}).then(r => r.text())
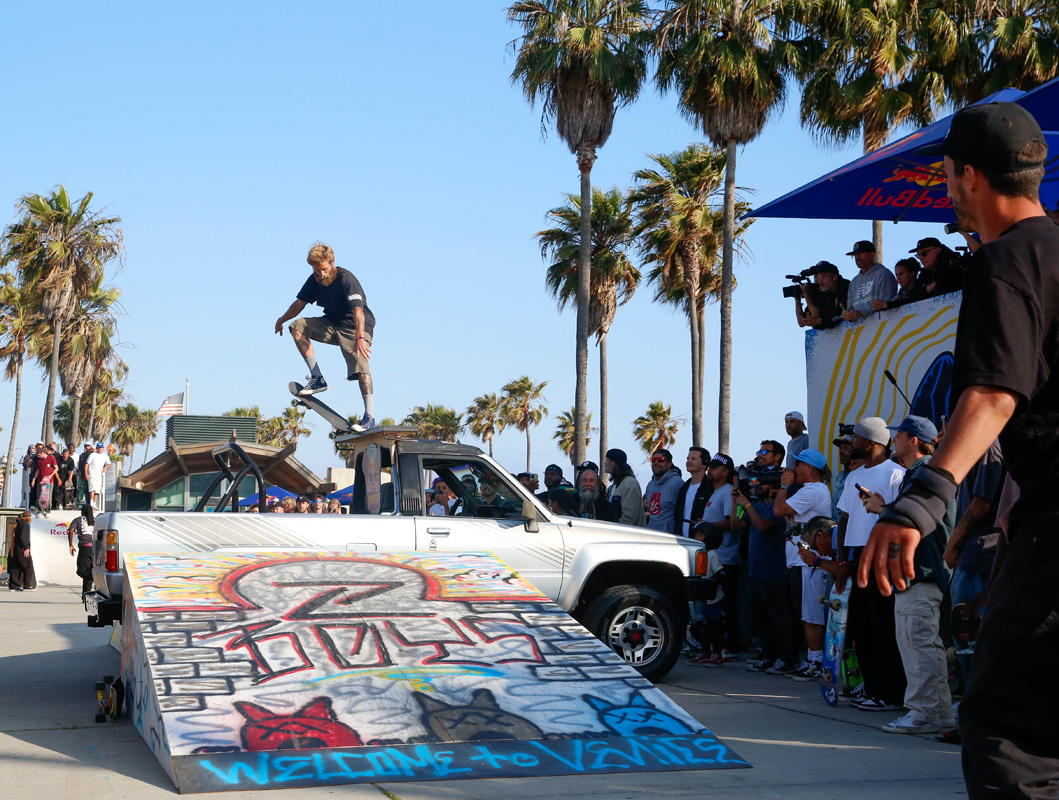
top-left (238, 486), bottom-right (297, 506)
top-left (749, 80), bottom-right (1059, 223)
top-left (326, 483), bottom-right (356, 504)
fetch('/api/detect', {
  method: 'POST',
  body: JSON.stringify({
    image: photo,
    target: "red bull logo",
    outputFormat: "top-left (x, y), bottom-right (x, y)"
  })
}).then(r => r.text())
top-left (49, 521), bottom-right (69, 536)
top-left (883, 161), bottom-right (946, 187)
top-left (857, 187), bottom-right (952, 210)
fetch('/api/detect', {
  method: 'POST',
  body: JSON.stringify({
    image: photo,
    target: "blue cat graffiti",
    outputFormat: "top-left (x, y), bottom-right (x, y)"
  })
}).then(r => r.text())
top-left (121, 552), bottom-right (748, 792)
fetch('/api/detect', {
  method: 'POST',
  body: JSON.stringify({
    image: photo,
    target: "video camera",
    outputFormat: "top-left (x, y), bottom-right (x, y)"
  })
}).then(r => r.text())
top-left (736, 464), bottom-right (783, 499)
top-left (782, 268), bottom-right (815, 299)
top-left (837, 423), bottom-right (855, 437)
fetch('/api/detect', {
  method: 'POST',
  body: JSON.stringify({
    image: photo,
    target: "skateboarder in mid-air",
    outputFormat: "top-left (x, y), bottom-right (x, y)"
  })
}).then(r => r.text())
top-left (275, 242), bottom-right (377, 431)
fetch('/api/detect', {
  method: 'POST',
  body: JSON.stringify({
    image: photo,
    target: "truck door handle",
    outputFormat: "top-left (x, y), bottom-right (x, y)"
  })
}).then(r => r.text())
top-left (426, 527), bottom-right (450, 536)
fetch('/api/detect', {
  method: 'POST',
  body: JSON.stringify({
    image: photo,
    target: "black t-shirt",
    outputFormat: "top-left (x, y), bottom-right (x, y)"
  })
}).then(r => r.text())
top-left (952, 216), bottom-right (1059, 523)
top-left (297, 266), bottom-right (376, 336)
top-left (811, 277), bottom-right (850, 330)
top-left (57, 454), bottom-right (75, 482)
top-left (77, 450), bottom-right (92, 480)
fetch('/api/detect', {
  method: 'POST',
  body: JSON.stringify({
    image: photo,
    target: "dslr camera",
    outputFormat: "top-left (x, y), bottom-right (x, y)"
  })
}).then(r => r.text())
top-left (837, 423), bottom-right (855, 437)
top-left (782, 268), bottom-right (815, 299)
top-left (737, 465), bottom-right (783, 499)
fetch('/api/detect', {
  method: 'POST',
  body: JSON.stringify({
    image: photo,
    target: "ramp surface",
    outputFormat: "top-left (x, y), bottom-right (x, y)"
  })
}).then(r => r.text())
top-left (120, 552), bottom-right (747, 792)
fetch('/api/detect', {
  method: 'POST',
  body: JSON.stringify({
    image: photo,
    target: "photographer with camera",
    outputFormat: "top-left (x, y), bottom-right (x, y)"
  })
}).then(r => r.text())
top-left (774, 450), bottom-right (833, 681)
top-left (731, 476), bottom-right (794, 673)
top-left (791, 261), bottom-right (849, 330)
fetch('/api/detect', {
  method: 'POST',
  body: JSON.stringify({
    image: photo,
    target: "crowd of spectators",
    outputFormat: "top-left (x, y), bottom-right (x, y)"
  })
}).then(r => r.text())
top-left (516, 408), bottom-right (1002, 738)
top-left (794, 235), bottom-right (971, 330)
top-left (19, 440), bottom-right (104, 516)
top-left (249, 493), bottom-right (344, 514)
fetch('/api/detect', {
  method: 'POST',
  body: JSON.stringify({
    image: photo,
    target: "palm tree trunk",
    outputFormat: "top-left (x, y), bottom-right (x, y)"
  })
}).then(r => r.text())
top-left (486, 433), bottom-right (493, 459)
top-left (865, 136), bottom-right (885, 261)
top-left (698, 298), bottom-right (706, 434)
top-left (142, 432), bottom-right (152, 466)
top-left (525, 427), bottom-right (532, 472)
top-left (42, 315), bottom-right (63, 441)
top-left (70, 392), bottom-right (83, 447)
top-left (574, 144), bottom-right (596, 465)
top-left (598, 333), bottom-right (608, 469)
top-left (87, 376), bottom-right (99, 443)
top-left (718, 138), bottom-right (737, 453)
top-left (689, 301), bottom-right (701, 446)
top-left (3, 355), bottom-right (24, 507)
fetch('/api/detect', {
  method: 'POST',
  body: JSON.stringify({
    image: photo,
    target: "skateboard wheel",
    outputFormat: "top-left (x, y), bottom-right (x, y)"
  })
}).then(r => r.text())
top-left (818, 595), bottom-right (827, 604)
top-left (290, 399), bottom-right (299, 408)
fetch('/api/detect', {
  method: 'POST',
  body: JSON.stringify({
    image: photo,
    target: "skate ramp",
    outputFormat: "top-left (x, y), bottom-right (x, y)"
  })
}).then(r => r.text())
top-left (120, 552), bottom-right (748, 792)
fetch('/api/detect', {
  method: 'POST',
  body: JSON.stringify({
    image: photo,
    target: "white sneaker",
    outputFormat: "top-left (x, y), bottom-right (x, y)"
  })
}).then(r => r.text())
top-left (882, 714), bottom-right (941, 734)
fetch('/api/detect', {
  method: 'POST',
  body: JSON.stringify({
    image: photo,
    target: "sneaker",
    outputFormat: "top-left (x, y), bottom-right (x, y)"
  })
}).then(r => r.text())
top-left (351, 413), bottom-right (376, 432)
top-left (846, 683), bottom-right (867, 702)
top-left (791, 661), bottom-right (822, 682)
top-left (24, 587), bottom-right (36, 591)
top-left (298, 375), bottom-right (328, 396)
top-left (689, 653), bottom-right (724, 667)
top-left (856, 697), bottom-right (904, 712)
top-left (766, 659), bottom-right (797, 675)
top-left (746, 658), bottom-right (771, 672)
top-left (720, 649), bottom-right (740, 662)
top-left (785, 660), bottom-right (812, 680)
top-left (882, 714), bottom-right (941, 734)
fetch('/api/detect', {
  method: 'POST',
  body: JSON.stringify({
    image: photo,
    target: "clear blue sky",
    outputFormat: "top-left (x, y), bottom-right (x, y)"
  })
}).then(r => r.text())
top-left (0, 2), bottom-right (943, 488)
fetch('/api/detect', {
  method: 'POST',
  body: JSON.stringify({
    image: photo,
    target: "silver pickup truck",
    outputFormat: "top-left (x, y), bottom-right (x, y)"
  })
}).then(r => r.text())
top-left (86, 432), bottom-right (711, 681)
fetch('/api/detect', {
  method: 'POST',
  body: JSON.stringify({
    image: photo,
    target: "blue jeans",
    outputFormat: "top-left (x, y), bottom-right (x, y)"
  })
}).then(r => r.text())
top-left (950, 566), bottom-right (987, 688)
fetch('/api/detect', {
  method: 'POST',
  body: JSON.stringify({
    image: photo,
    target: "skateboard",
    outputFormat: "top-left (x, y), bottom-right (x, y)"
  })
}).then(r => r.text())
top-left (38, 480), bottom-right (52, 513)
top-left (819, 581), bottom-right (851, 706)
top-left (94, 675), bottom-right (124, 722)
top-left (950, 602), bottom-right (981, 656)
top-left (288, 382), bottom-right (354, 435)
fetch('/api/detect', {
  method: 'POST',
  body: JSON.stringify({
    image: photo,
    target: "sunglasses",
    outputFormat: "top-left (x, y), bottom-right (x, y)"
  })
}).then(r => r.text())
top-left (650, 456), bottom-right (669, 463)
top-left (757, 448), bottom-right (773, 456)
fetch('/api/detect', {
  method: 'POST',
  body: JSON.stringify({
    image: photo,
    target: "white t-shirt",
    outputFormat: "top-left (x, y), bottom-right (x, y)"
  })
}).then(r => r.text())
top-left (837, 460), bottom-right (906, 547)
top-left (86, 451), bottom-right (109, 478)
top-left (681, 481), bottom-right (702, 537)
top-left (784, 481), bottom-right (832, 569)
top-left (429, 498), bottom-right (457, 516)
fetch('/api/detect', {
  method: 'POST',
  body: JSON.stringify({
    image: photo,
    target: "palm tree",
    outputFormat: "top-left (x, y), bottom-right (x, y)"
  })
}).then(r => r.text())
top-left (110, 403), bottom-right (145, 472)
top-left (916, 1), bottom-right (1059, 105)
top-left (554, 406), bottom-right (595, 464)
top-left (538, 187), bottom-right (640, 466)
top-left (54, 285), bottom-right (122, 447)
top-left (632, 401), bottom-right (681, 456)
top-left (0, 186), bottom-right (123, 440)
top-left (278, 406), bottom-right (311, 446)
top-left (0, 275), bottom-right (44, 505)
top-left (86, 371), bottom-right (129, 443)
top-left (223, 406), bottom-right (262, 418)
top-left (257, 416), bottom-right (284, 447)
top-left (402, 404), bottom-right (464, 442)
top-left (630, 145), bottom-right (727, 445)
top-left (796, 0), bottom-right (945, 257)
top-left (509, 0), bottom-right (650, 465)
top-left (466, 393), bottom-right (506, 457)
top-left (500, 376), bottom-right (549, 471)
top-left (655, 0), bottom-right (791, 453)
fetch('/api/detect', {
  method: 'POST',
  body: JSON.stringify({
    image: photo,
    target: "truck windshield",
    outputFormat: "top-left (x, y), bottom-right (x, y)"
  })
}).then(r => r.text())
top-left (423, 459), bottom-right (524, 520)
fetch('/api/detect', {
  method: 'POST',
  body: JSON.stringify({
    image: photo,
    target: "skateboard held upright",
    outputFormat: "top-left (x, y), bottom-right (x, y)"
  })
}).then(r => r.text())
top-left (819, 581), bottom-right (851, 706)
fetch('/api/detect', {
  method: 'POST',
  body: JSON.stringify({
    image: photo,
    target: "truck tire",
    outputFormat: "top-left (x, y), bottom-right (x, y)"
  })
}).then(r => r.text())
top-left (581, 584), bottom-right (681, 682)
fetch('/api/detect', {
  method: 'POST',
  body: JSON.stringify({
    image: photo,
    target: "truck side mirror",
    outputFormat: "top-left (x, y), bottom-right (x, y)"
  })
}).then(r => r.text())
top-left (522, 499), bottom-right (539, 533)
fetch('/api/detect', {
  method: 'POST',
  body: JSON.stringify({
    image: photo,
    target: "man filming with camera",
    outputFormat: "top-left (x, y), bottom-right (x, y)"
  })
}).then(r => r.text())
top-left (792, 261), bottom-right (849, 330)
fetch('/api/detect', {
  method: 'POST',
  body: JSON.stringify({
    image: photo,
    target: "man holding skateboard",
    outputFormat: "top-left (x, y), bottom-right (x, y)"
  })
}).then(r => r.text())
top-left (275, 242), bottom-right (376, 431)
top-left (861, 103), bottom-right (1059, 798)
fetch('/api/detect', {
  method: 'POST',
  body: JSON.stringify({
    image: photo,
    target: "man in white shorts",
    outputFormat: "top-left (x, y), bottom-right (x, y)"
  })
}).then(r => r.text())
top-left (85, 442), bottom-right (109, 510)
top-left (774, 449), bottom-right (833, 680)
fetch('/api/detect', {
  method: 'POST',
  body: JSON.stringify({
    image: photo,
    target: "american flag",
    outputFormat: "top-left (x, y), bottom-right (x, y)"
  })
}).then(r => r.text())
top-left (157, 392), bottom-right (185, 418)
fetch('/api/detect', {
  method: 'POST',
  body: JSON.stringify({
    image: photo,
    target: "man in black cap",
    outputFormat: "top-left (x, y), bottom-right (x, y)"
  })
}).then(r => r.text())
top-left (842, 240), bottom-right (898, 322)
top-left (796, 261), bottom-right (850, 330)
top-left (861, 101), bottom-right (1059, 798)
top-left (910, 236), bottom-right (964, 297)
top-left (536, 463), bottom-right (568, 504)
top-left (604, 448), bottom-right (645, 527)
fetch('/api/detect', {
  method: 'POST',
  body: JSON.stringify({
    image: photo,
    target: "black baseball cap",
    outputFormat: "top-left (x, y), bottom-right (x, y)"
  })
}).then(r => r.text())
top-left (909, 237), bottom-right (943, 252)
top-left (710, 453), bottom-right (735, 470)
top-left (918, 102), bottom-right (1046, 172)
top-left (544, 464), bottom-right (563, 475)
top-left (578, 460), bottom-right (600, 474)
top-left (652, 448), bottom-right (673, 461)
top-left (807, 260), bottom-right (840, 275)
top-left (846, 240), bottom-right (876, 255)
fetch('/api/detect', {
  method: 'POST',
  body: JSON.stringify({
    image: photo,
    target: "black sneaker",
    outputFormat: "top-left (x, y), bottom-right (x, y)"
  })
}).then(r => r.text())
top-left (298, 375), bottom-right (328, 396)
top-left (766, 658), bottom-right (797, 675)
top-left (351, 413), bottom-right (376, 432)
top-left (855, 696), bottom-right (904, 712)
top-left (746, 658), bottom-right (771, 672)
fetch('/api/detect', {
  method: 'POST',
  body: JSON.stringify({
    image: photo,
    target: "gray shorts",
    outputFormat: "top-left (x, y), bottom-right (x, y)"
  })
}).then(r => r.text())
top-left (290, 317), bottom-right (372, 378)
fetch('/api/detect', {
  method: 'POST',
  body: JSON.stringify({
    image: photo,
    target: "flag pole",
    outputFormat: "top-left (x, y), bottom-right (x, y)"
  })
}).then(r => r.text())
top-left (185, 379), bottom-right (189, 415)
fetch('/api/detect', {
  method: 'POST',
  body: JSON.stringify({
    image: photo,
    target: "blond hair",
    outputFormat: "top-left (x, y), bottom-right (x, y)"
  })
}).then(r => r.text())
top-left (306, 242), bottom-right (335, 266)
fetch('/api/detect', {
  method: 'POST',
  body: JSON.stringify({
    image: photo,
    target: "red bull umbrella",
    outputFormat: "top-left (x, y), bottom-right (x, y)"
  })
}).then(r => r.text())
top-left (749, 81), bottom-right (1059, 223)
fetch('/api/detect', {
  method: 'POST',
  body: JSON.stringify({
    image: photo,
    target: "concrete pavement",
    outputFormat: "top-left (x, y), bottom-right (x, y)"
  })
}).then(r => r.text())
top-left (0, 586), bottom-right (966, 798)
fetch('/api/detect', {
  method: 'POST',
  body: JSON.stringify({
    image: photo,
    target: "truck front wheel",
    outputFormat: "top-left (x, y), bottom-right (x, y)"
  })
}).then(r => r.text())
top-left (581, 584), bottom-right (681, 682)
